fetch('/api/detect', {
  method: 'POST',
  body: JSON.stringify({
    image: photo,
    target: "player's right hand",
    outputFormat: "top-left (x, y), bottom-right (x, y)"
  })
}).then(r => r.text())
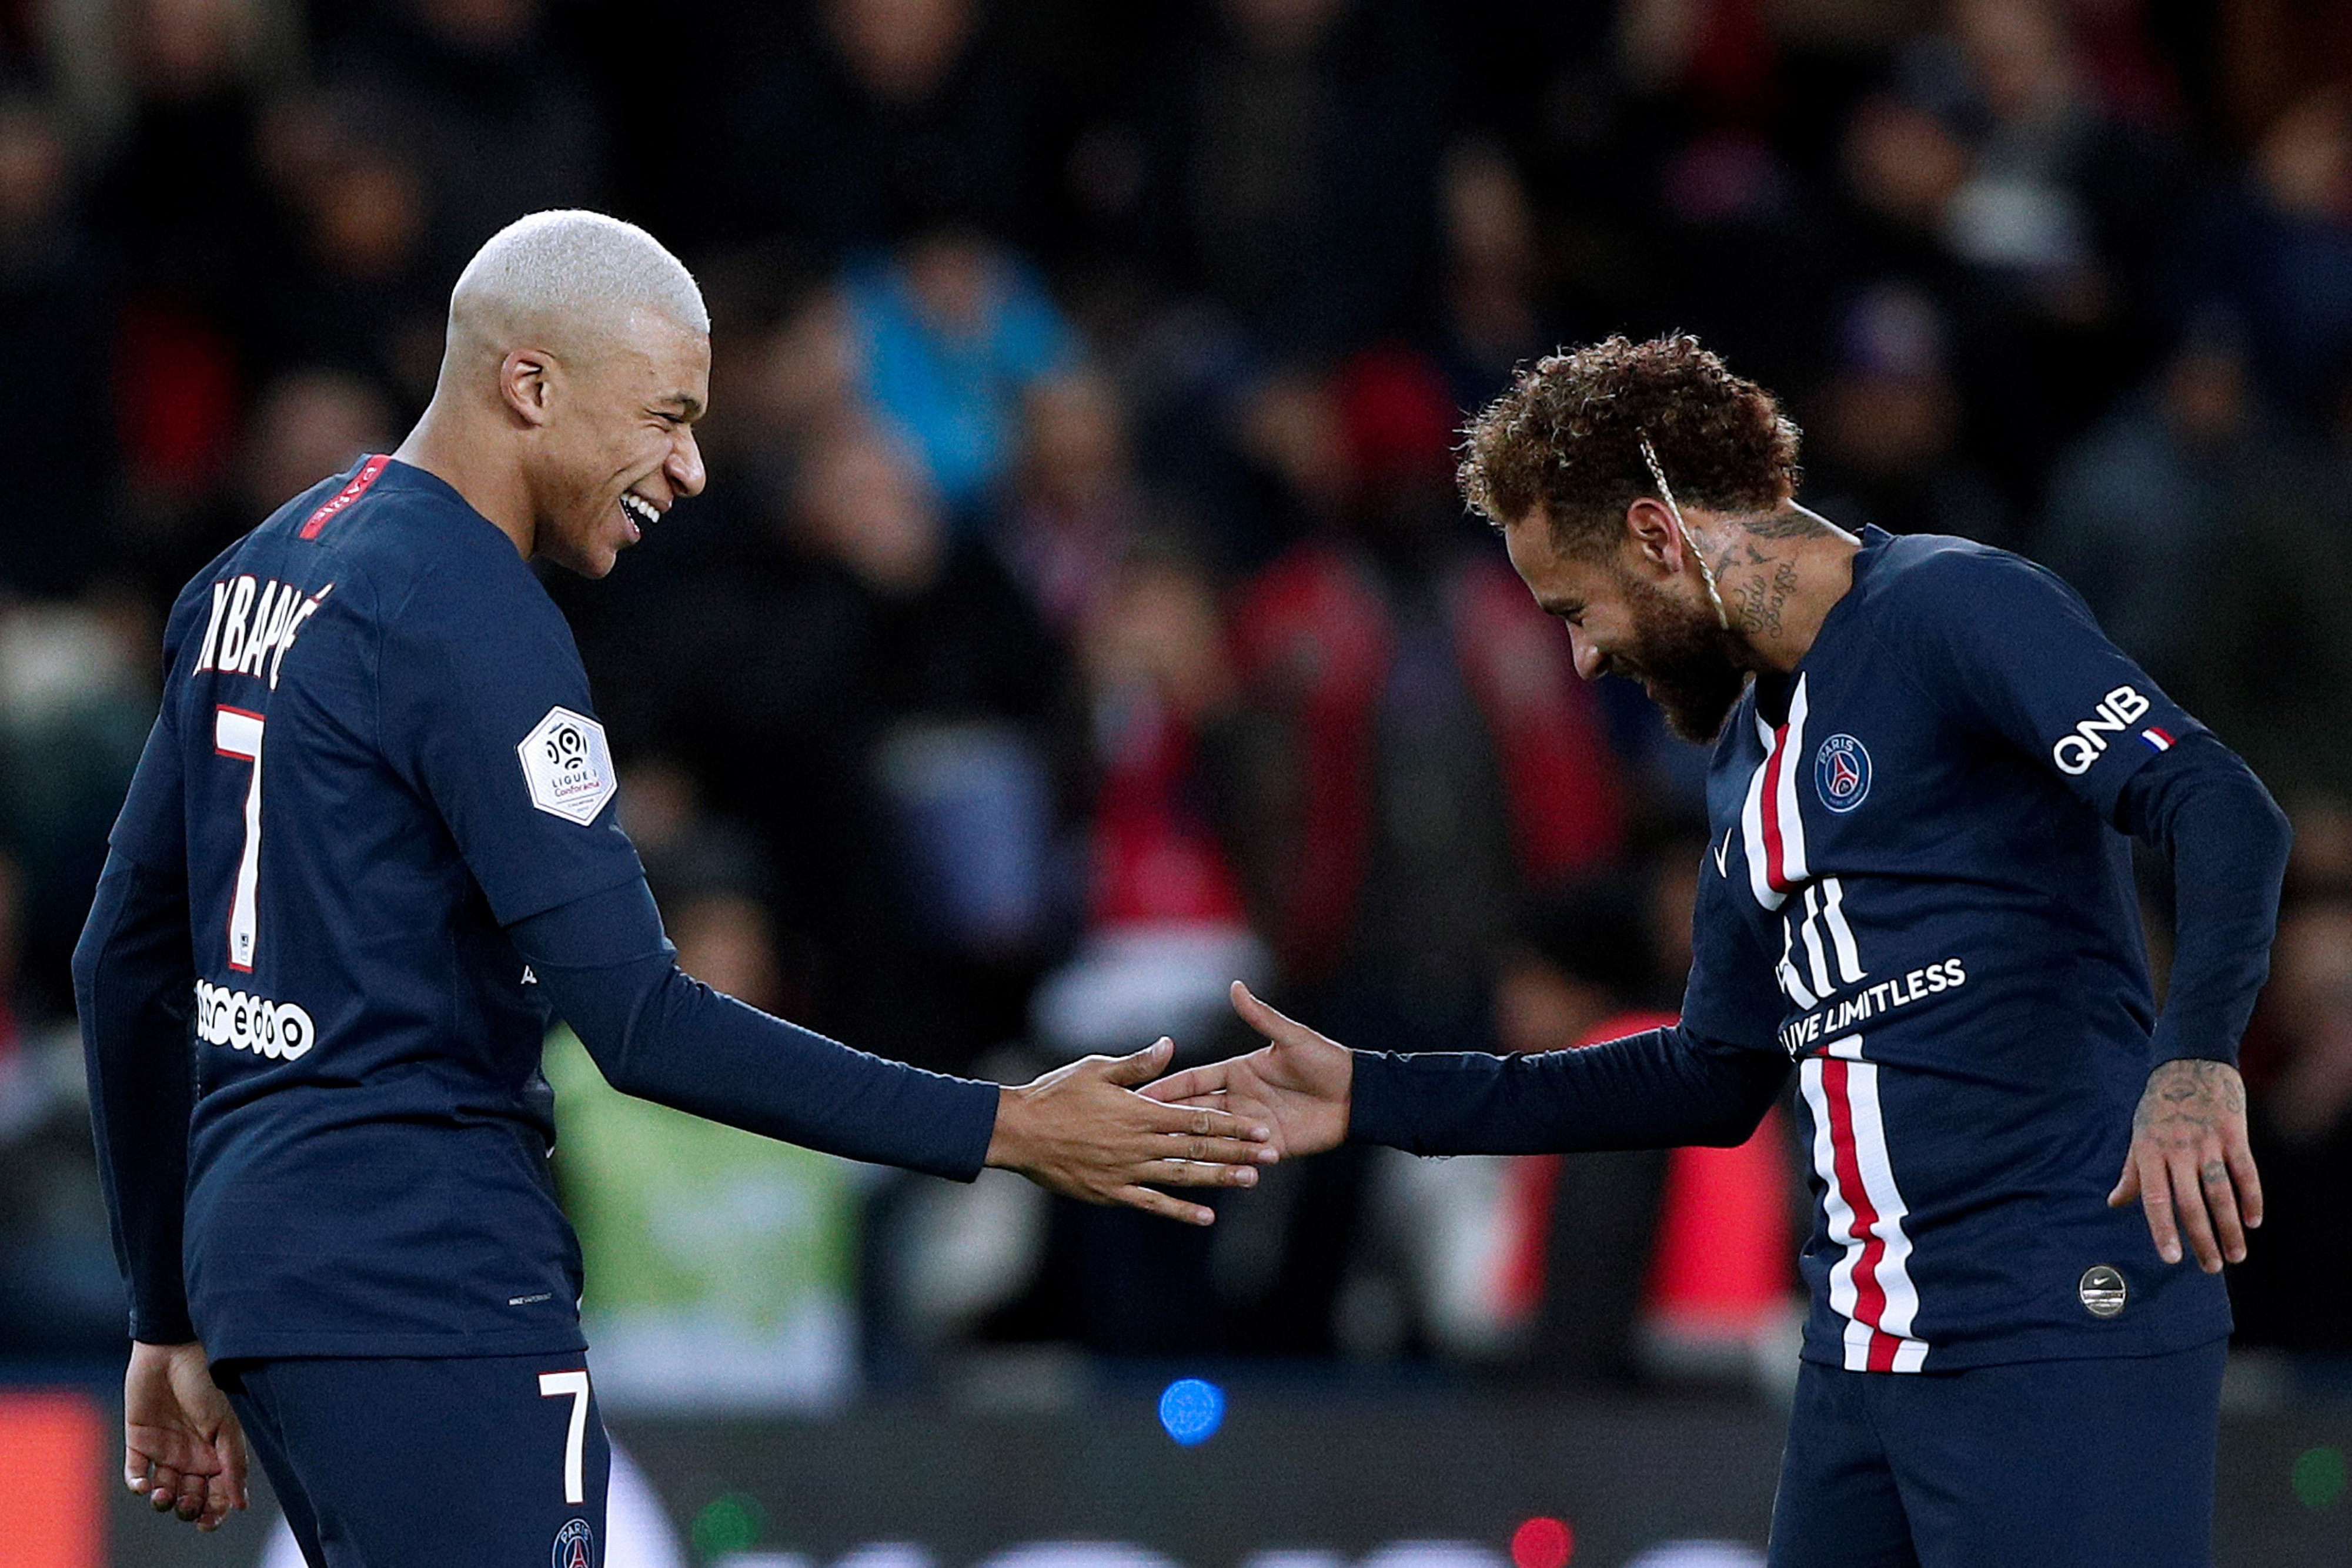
top-left (123, 1339), bottom-right (248, 1531)
top-left (987, 1038), bottom-right (1279, 1225)
top-left (1141, 982), bottom-right (1355, 1163)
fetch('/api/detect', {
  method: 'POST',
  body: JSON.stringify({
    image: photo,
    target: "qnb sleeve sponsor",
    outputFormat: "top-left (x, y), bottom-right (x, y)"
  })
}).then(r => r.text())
top-left (1890, 542), bottom-right (2202, 823)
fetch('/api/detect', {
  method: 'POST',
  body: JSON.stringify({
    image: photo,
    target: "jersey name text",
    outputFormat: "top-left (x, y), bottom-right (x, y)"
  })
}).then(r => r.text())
top-left (192, 575), bottom-right (335, 690)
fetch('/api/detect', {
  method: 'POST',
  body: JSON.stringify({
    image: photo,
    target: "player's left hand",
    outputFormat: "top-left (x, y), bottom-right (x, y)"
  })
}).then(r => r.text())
top-left (986, 1038), bottom-right (1279, 1225)
top-left (123, 1339), bottom-right (248, 1530)
top-left (2108, 1058), bottom-right (2263, 1273)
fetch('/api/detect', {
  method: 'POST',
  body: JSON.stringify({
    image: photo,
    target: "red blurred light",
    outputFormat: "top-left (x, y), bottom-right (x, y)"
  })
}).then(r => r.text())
top-left (1511, 1516), bottom-right (1573, 1568)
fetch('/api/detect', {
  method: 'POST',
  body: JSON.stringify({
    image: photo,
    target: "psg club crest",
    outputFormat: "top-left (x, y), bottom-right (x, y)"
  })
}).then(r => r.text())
top-left (552, 1517), bottom-right (594, 1568)
top-left (1815, 734), bottom-right (1872, 814)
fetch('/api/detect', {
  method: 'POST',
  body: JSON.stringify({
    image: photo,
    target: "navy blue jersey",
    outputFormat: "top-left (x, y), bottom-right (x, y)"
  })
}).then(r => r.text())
top-left (109, 457), bottom-right (644, 1361)
top-left (1681, 527), bottom-right (2231, 1372)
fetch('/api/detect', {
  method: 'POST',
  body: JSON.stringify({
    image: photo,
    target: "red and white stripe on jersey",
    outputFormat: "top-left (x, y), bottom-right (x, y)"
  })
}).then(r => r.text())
top-left (1799, 1035), bottom-right (1928, 1373)
top-left (1741, 674), bottom-right (1810, 910)
top-left (2141, 726), bottom-right (2175, 753)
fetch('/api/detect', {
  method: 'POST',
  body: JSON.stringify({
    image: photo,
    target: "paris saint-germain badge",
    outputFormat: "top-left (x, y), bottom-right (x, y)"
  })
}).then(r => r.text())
top-left (1815, 734), bottom-right (1872, 814)
top-left (552, 1517), bottom-right (594, 1568)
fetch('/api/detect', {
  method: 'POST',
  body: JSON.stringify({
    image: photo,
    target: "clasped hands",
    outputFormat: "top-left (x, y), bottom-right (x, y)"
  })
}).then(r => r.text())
top-left (988, 982), bottom-right (1354, 1225)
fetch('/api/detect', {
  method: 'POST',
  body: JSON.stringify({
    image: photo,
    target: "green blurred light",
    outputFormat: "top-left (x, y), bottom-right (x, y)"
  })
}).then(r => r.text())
top-left (2291, 1447), bottom-right (2346, 1512)
top-left (692, 1492), bottom-right (767, 1559)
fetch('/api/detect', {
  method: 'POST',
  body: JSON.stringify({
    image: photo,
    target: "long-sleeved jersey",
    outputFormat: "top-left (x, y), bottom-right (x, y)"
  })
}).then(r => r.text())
top-left (77, 456), bottom-right (998, 1362)
top-left (1352, 527), bottom-right (2288, 1372)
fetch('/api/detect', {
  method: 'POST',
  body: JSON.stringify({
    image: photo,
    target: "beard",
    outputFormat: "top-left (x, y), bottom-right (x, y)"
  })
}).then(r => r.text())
top-left (1610, 569), bottom-right (1753, 743)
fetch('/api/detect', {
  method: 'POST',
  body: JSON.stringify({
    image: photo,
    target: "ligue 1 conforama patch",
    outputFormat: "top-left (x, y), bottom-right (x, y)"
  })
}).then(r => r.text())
top-left (552, 1516), bottom-right (593, 1568)
top-left (1815, 733), bottom-right (1872, 813)
top-left (520, 706), bottom-right (616, 825)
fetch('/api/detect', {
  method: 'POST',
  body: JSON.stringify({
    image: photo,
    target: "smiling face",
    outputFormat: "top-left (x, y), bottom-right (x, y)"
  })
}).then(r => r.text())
top-left (522, 307), bottom-right (710, 578)
top-left (1502, 503), bottom-right (1750, 743)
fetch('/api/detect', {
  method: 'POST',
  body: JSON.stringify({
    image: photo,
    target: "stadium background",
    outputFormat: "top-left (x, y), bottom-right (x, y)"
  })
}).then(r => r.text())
top-left (0, 0), bottom-right (2349, 1562)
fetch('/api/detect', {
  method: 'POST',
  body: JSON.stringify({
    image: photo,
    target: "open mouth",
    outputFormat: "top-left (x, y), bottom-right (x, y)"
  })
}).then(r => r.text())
top-left (619, 492), bottom-right (660, 541)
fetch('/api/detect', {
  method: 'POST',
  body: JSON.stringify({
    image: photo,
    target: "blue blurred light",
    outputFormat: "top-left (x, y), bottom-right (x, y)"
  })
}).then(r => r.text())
top-left (1158, 1378), bottom-right (1225, 1446)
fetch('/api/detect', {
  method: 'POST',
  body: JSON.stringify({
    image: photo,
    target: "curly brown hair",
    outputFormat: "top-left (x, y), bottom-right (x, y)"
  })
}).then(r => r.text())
top-left (1456, 334), bottom-right (1802, 555)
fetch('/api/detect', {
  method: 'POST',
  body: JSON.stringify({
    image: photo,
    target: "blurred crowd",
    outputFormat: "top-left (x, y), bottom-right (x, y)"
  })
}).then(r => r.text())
top-left (0, 0), bottom-right (2349, 1401)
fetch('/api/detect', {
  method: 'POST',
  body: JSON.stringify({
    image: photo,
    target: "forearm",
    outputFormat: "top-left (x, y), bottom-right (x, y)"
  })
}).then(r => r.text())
top-left (1347, 1024), bottom-right (1789, 1155)
top-left (512, 882), bottom-right (1000, 1180)
top-left (73, 854), bottom-right (198, 1345)
top-left (2117, 735), bottom-right (2291, 1066)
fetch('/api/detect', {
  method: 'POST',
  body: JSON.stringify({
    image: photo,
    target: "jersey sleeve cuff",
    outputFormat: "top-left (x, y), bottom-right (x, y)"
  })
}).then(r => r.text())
top-left (1344, 1051), bottom-right (1415, 1148)
top-left (2147, 1018), bottom-right (2241, 1068)
top-left (936, 1075), bottom-right (1003, 1183)
top-left (129, 1305), bottom-right (197, 1345)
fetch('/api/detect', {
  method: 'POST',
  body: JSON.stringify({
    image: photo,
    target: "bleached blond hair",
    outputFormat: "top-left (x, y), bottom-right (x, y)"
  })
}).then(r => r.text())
top-left (446, 210), bottom-right (708, 361)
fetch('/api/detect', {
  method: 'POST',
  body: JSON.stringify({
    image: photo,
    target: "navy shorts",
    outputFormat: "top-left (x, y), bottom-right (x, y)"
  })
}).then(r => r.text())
top-left (215, 1353), bottom-right (611, 1568)
top-left (1768, 1338), bottom-right (2226, 1568)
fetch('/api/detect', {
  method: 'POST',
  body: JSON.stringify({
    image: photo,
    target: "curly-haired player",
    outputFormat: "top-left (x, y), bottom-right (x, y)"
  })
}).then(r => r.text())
top-left (1156, 334), bottom-right (2290, 1567)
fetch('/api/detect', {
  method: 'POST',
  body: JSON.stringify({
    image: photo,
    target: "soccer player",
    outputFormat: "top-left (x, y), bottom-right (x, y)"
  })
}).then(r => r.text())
top-left (1150, 336), bottom-right (2290, 1566)
top-left (74, 210), bottom-right (1274, 1564)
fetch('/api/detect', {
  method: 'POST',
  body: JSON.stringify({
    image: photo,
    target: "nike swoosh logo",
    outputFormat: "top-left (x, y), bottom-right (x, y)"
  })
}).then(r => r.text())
top-left (1715, 833), bottom-right (1732, 877)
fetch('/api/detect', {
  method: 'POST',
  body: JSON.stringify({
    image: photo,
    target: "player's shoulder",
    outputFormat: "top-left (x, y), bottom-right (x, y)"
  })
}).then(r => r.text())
top-left (1846, 528), bottom-right (2094, 648)
top-left (176, 458), bottom-right (500, 599)
top-left (1833, 528), bottom-right (2136, 737)
top-left (277, 458), bottom-right (552, 626)
top-left (158, 467), bottom-right (359, 655)
top-left (1854, 529), bottom-right (2073, 609)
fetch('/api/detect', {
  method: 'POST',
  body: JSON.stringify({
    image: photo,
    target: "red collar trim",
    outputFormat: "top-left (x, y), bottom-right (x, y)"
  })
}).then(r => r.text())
top-left (299, 454), bottom-right (392, 540)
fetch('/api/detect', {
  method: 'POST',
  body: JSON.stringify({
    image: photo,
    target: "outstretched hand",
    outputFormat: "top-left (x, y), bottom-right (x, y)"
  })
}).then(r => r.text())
top-left (987, 1037), bottom-right (1278, 1225)
top-left (2108, 1058), bottom-right (2263, 1273)
top-left (1141, 982), bottom-right (1354, 1161)
top-left (123, 1340), bottom-right (248, 1531)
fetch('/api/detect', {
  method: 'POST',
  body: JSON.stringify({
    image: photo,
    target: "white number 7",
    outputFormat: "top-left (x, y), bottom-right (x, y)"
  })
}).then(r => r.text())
top-left (214, 707), bottom-right (265, 972)
top-left (538, 1370), bottom-right (591, 1505)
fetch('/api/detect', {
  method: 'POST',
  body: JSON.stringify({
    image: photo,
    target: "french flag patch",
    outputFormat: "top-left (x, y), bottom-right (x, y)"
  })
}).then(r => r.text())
top-left (2141, 727), bottom-right (2175, 753)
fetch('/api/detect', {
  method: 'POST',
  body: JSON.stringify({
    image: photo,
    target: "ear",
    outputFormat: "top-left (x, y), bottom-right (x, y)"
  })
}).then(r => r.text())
top-left (497, 349), bottom-right (557, 428)
top-left (1622, 496), bottom-right (1683, 575)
